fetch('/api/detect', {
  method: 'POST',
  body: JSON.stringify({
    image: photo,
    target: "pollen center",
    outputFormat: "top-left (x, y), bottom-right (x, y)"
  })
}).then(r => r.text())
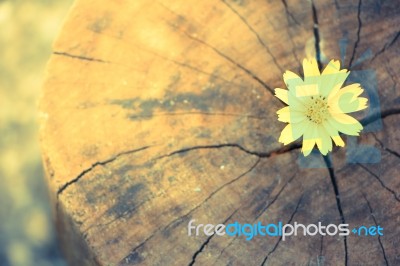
top-left (305, 95), bottom-right (330, 124)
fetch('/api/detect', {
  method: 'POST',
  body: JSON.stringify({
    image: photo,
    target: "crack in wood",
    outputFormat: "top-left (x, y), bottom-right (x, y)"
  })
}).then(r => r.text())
top-left (384, 60), bottom-right (398, 94)
top-left (253, 174), bottom-right (296, 220)
top-left (53, 51), bottom-right (110, 63)
top-left (56, 103), bottom-right (398, 207)
top-left (84, 193), bottom-right (154, 233)
top-left (357, 164), bottom-right (400, 203)
top-left (188, 233), bottom-right (213, 266)
top-left (188, 206), bottom-right (242, 266)
top-left (129, 111), bottom-right (268, 120)
top-left (85, 24), bottom-right (244, 86)
top-left (133, 46), bottom-right (240, 86)
top-left (119, 159), bottom-right (260, 265)
top-left (371, 133), bottom-right (400, 159)
top-left (259, 194), bottom-right (303, 266)
top-left (85, 157), bottom-right (259, 232)
top-left (119, 233), bottom-right (154, 265)
top-left (153, 142), bottom-right (300, 162)
top-left (311, 0), bottom-right (322, 70)
top-left (213, 172), bottom-right (296, 264)
top-left (323, 155), bottom-right (348, 266)
top-left (371, 30), bottom-right (400, 62)
top-left (85, 157), bottom-right (260, 233)
top-left (319, 234), bottom-right (324, 257)
top-left (56, 145), bottom-right (153, 196)
top-left (58, 141), bottom-right (301, 206)
top-left (361, 107), bottom-right (400, 127)
top-left (349, 0), bottom-right (362, 68)
top-left (165, 22), bottom-right (275, 96)
top-left (333, 0), bottom-right (340, 10)
top-left (221, 0), bottom-right (284, 72)
top-left (156, 1), bottom-right (276, 96)
top-left (362, 193), bottom-right (389, 266)
top-left (280, 0), bottom-right (300, 26)
top-left (279, 0), bottom-right (301, 67)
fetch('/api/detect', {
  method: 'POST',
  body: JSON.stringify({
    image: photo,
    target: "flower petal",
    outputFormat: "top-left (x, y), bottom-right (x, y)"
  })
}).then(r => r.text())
top-left (302, 120), bottom-right (316, 156)
top-left (328, 113), bottom-right (363, 136)
top-left (277, 106), bottom-right (306, 123)
top-left (278, 122), bottom-right (305, 145)
top-left (303, 58), bottom-right (320, 78)
top-left (321, 60), bottom-right (342, 75)
top-left (283, 70), bottom-right (304, 91)
top-left (329, 83), bottom-right (368, 113)
top-left (274, 88), bottom-right (289, 104)
top-left (315, 126), bottom-right (332, 155)
top-left (320, 60), bottom-right (350, 98)
top-left (323, 120), bottom-right (345, 147)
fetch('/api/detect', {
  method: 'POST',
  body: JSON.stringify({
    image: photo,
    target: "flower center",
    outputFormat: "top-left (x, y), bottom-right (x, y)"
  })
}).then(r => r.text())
top-left (305, 96), bottom-right (330, 124)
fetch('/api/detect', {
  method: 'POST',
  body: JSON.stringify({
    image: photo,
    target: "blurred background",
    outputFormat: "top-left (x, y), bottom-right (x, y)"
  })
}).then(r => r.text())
top-left (0, 0), bottom-right (73, 265)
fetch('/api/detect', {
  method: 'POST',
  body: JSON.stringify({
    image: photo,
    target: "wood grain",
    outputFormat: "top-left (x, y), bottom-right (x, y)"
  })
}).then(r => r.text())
top-left (39, 0), bottom-right (400, 265)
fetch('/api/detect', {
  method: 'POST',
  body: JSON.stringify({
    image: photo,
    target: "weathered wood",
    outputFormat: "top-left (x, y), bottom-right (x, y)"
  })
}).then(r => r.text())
top-left (40, 0), bottom-right (400, 265)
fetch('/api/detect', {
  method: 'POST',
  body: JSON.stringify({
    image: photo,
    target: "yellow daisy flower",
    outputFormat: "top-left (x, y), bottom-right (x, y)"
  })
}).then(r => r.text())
top-left (275, 58), bottom-right (368, 156)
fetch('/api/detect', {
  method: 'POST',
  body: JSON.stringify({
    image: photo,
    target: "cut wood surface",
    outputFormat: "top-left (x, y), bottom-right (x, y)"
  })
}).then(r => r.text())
top-left (39, 0), bottom-right (400, 265)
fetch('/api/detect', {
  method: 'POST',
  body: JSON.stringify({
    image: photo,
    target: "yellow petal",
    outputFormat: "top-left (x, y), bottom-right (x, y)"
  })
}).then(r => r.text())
top-left (287, 90), bottom-right (308, 109)
top-left (302, 139), bottom-right (315, 156)
top-left (323, 120), bottom-right (345, 147)
top-left (332, 135), bottom-right (345, 147)
top-left (278, 122), bottom-right (305, 145)
top-left (277, 106), bottom-right (306, 123)
top-left (321, 72), bottom-right (350, 98)
top-left (303, 58), bottom-right (320, 78)
top-left (321, 60), bottom-right (346, 75)
top-left (283, 70), bottom-right (304, 91)
top-left (301, 121), bottom-right (316, 156)
top-left (315, 126), bottom-right (332, 155)
top-left (320, 60), bottom-right (350, 98)
top-left (329, 83), bottom-right (368, 113)
top-left (328, 113), bottom-right (363, 136)
top-left (274, 88), bottom-right (289, 104)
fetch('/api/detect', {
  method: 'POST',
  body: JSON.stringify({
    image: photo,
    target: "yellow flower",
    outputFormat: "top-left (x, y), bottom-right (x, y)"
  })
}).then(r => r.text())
top-left (275, 58), bottom-right (368, 156)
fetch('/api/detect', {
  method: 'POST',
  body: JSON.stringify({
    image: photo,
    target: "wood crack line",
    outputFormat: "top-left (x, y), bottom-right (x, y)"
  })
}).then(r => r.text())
top-left (349, 0), bottom-right (362, 68)
top-left (119, 159), bottom-right (259, 265)
top-left (371, 132), bottom-right (400, 159)
top-left (153, 142), bottom-right (300, 162)
top-left (323, 155), bottom-right (348, 266)
top-left (221, 0), bottom-right (283, 72)
top-left (55, 105), bottom-right (398, 197)
top-left (260, 194), bottom-right (303, 266)
top-left (188, 207), bottom-right (242, 266)
top-left (361, 107), bottom-right (400, 127)
top-left (158, 2), bottom-right (275, 95)
top-left (357, 164), bottom-right (400, 203)
top-left (166, 24), bottom-right (275, 95)
top-left (371, 30), bottom-right (400, 62)
top-left (281, 0), bottom-right (300, 26)
top-left (311, 0), bottom-right (322, 69)
top-left (129, 111), bottom-right (268, 120)
top-left (56, 145), bottom-right (152, 196)
top-left (280, 0), bottom-right (301, 67)
top-left (92, 157), bottom-right (260, 234)
top-left (362, 193), bottom-right (389, 266)
top-left (56, 141), bottom-right (300, 198)
top-left (53, 51), bottom-right (110, 63)
top-left (213, 173), bottom-right (296, 264)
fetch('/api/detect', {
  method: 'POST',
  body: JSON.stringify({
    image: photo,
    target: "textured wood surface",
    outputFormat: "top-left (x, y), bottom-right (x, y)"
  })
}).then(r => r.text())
top-left (39, 0), bottom-right (400, 265)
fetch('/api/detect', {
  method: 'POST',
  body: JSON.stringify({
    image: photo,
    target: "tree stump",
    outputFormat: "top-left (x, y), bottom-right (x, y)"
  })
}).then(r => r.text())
top-left (39, 0), bottom-right (400, 265)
